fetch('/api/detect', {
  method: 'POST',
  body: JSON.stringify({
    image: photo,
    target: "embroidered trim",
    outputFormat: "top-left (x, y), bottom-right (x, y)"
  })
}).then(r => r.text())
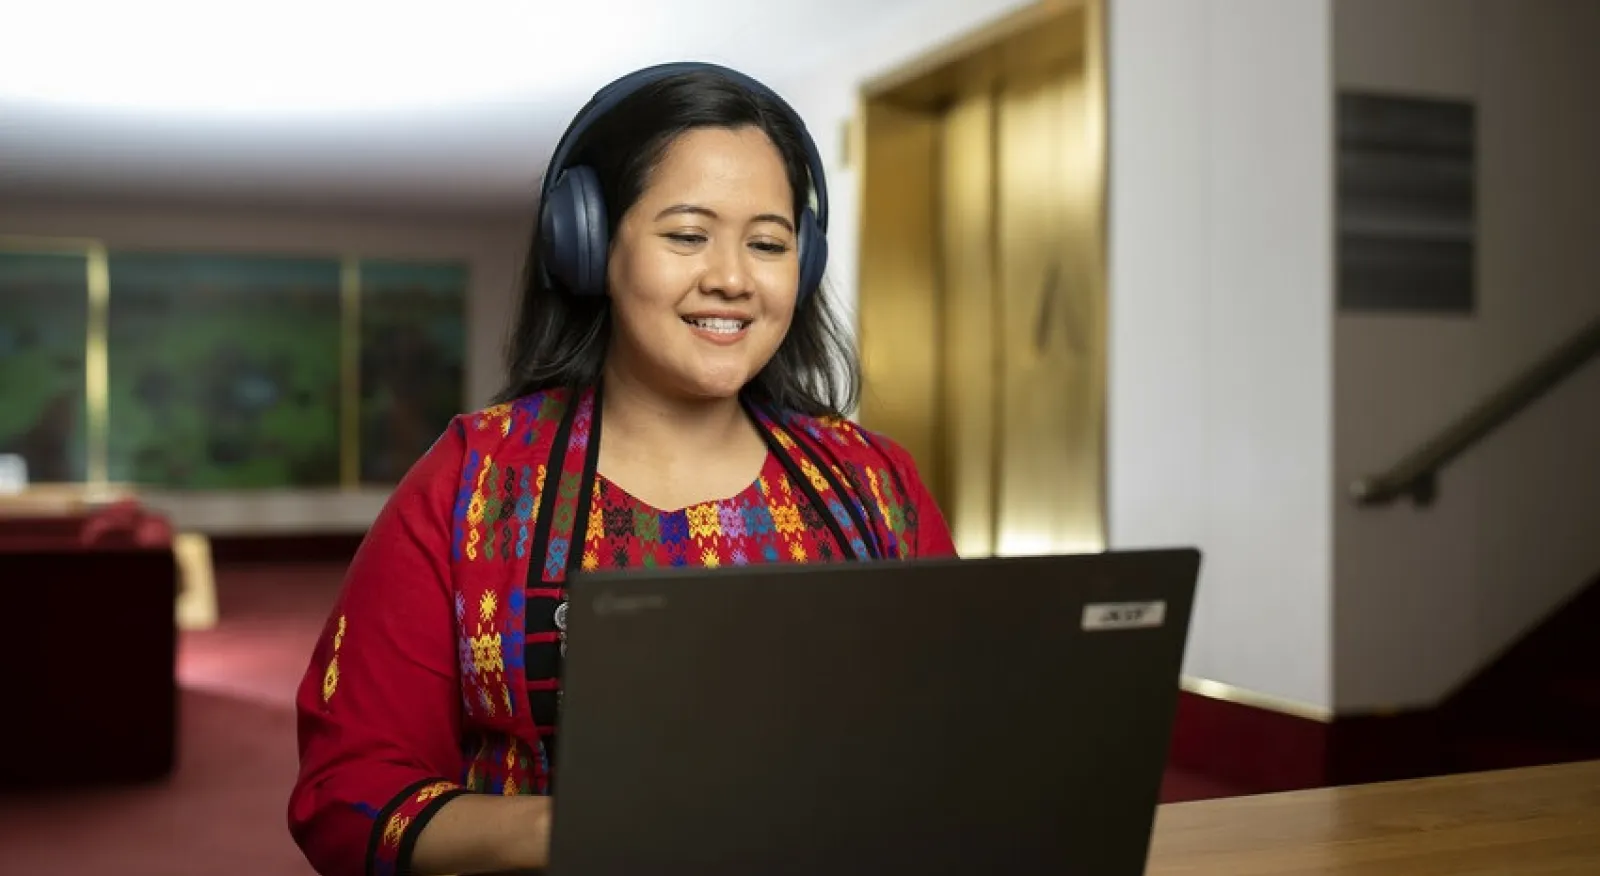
top-left (366, 777), bottom-right (467, 876)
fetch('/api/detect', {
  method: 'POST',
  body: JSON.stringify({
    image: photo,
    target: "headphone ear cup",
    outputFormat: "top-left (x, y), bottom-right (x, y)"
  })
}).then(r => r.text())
top-left (539, 165), bottom-right (610, 297)
top-left (795, 206), bottom-right (827, 303)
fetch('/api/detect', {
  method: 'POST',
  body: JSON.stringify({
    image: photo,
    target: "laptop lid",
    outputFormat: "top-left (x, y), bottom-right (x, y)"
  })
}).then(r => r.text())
top-left (549, 548), bottom-right (1200, 876)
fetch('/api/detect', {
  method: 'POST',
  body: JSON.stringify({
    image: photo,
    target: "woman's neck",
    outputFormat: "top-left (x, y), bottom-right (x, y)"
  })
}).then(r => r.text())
top-left (597, 361), bottom-right (755, 459)
top-left (594, 361), bottom-right (771, 511)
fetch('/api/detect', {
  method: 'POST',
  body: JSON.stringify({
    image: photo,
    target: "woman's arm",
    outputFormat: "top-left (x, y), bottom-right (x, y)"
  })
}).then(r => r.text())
top-left (409, 793), bottom-right (552, 874)
top-left (287, 420), bottom-right (547, 876)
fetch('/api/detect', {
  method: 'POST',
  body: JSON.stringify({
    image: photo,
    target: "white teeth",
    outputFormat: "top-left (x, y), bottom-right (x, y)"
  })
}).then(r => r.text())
top-left (684, 317), bottom-right (747, 334)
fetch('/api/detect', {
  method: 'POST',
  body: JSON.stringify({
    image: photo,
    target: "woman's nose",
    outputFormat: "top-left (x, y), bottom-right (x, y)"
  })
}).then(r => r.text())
top-left (699, 238), bottom-right (753, 297)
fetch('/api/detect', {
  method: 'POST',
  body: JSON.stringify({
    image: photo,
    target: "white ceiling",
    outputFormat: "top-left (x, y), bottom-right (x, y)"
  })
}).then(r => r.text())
top-left (0, 0), bottom-right (928, 215)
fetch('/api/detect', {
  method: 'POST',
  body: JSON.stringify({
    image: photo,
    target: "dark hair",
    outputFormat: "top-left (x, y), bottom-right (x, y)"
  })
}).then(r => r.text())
top-left (496, 70), bottom-right (860, 418)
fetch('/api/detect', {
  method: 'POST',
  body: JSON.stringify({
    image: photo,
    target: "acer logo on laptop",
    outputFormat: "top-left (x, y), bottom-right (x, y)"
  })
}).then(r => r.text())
top-left (594, 591), bottom-right (668, 617)
top-left (1081, 601), bottom-right (1167, 631)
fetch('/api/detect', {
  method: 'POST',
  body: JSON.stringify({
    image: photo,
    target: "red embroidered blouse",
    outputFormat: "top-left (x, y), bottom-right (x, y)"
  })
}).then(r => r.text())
top-left (287, 386), bottom-right (955, 876)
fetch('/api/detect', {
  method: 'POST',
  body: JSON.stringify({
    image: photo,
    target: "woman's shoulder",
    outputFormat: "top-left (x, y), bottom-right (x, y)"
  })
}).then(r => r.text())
top-left (776, 409), bottom-right (956, 558)
top-left (448, 387), bottom-right (581, 457)
top-left (773, 409), bottom-right (920, 474)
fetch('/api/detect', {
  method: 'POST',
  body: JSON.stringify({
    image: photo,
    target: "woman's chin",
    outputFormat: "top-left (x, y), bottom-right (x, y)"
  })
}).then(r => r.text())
top-left (682, 375), bottom-right (754, 402)
top-left (609, 344), bottom-right (774, 405)
top-left (662, 361), bottom-right (761, 402)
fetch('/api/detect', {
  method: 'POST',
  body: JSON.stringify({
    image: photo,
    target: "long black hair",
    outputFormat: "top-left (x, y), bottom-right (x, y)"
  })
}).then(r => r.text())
top-left (496, 69), bottom-right (860, 418)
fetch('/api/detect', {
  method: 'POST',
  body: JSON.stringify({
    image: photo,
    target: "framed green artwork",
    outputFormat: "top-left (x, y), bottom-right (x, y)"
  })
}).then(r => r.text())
top-left (105, 252), bottom-right (343, 489)
top-left (0, 241), bottom-right (470, 492)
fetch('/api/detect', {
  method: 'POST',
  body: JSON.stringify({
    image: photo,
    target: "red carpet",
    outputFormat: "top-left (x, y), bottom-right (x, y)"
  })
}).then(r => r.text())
top-left (0, 562), bottom-right (1238, 875)
top-left (0, 690), bottom-right (313, 876)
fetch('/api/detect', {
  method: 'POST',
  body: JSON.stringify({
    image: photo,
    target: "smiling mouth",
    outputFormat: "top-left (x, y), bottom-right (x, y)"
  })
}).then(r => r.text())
top-left (682, 316), bottom-right (752, 335)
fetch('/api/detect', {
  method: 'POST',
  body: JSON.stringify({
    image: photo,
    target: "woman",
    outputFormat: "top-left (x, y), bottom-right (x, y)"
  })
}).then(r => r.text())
top-left (288, 61), bottom-right (956, 876)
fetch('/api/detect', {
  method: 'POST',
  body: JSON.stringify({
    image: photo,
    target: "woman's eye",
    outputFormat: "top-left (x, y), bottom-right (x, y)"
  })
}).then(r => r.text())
top-left (666, 233), bottom-right (707, 245)
top-left (751, 241), bottom-right (790, 255)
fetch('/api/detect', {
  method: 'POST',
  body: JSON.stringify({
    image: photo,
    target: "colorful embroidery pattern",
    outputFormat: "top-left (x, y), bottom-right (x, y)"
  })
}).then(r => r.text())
top-left (450, 394), bottom-right (574, 722)
top-left (774, 409), bottom-right (919, 559)
top-left (454, 393), bottom-right (566, 565)
top-left (460, 732), bottom-right (542, 796)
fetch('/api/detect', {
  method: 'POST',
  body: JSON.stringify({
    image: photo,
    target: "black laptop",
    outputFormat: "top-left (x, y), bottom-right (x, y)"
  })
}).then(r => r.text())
top-left (548, 548), bottom-right (1200, 876)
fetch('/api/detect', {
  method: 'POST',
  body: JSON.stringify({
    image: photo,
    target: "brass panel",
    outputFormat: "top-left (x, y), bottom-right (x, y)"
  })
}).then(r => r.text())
top-left (857, 101), bottom-right (942, 493)
top-left (1054, 39), bottom-right (1109, 552)
top-left (937, 91), bottom-right (1000, 557)
top-left (85, 243), bottom-right (110, 486)
top-left (993, 56), bottom-right (1105, 556)
top-left (1083, 0), bottom-right (1110, 543)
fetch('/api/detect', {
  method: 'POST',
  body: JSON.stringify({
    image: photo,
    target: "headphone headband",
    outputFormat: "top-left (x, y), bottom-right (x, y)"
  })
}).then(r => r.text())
top-left (539, 61), bottom-right (829, 232)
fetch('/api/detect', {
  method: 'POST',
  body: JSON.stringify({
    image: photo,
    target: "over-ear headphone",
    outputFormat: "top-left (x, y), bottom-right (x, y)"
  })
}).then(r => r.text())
top-left (537, 61), bottom-right (830, 304)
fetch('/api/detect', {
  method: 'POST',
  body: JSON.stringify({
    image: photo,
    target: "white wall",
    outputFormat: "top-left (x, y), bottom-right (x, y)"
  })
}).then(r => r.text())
top-left (782, 0), bottom-right (1337, 711)
top-left (1104, 0), bottom-right (1334, 711)
top-left (1333, 0), bottom-right (1600, 711)
top-left (0, 200), bottom-right (530, 533)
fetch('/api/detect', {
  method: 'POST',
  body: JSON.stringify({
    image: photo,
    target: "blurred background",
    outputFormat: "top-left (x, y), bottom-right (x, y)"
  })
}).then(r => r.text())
top-left (1, 1), bottom-right (1597, 873)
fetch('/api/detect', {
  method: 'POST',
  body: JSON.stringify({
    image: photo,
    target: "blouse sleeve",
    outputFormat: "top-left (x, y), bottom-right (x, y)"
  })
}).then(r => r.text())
top-left (287, 420), bottom-right (471, 876)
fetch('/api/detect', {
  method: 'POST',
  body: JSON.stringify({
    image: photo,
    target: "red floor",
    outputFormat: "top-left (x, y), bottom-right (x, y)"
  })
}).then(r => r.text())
top-left (0, 563), bottom-right (1242, 875)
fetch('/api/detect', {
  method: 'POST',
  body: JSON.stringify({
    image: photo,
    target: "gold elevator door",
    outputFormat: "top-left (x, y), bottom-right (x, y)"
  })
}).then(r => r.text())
top-left (861, 33), bottom-right (1106, 558)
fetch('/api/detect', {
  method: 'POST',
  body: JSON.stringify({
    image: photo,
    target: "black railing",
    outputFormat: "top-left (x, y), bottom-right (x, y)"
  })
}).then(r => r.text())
top-left (1350, 313), bottom-right (1600, 507)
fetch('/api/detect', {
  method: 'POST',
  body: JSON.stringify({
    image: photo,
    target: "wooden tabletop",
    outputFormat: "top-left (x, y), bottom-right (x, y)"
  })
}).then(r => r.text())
top-left (1146, 759), bottom-right (1600, 874)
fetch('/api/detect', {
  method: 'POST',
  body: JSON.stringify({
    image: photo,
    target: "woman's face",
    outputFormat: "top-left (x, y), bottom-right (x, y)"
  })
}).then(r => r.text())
top-left (604, 125), bottom-right (800, 404)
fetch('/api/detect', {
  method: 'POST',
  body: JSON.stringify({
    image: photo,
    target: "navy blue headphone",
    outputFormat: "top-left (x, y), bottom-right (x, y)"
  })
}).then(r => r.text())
top-left (537, 61), bottom-right (830, 303)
